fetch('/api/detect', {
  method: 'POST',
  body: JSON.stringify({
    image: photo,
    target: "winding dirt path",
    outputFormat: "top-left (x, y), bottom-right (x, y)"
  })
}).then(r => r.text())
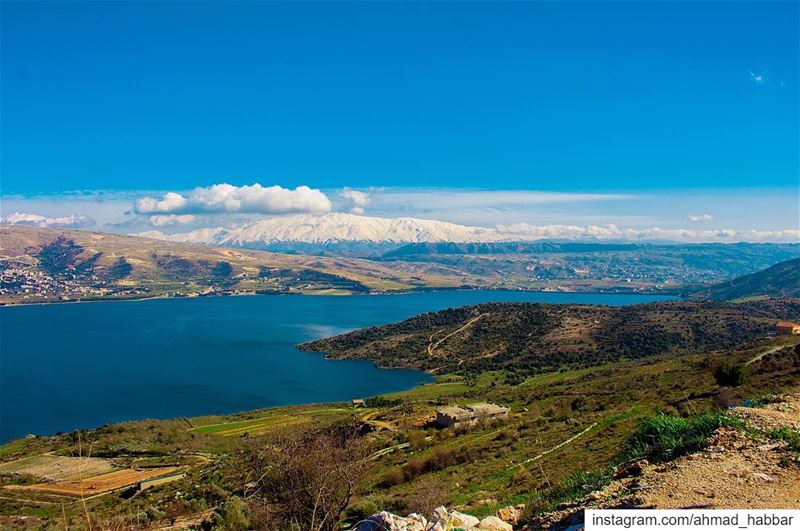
top-left (427, 314), bottom-right (485, 356)
top-left (745, 345), bottom-right (783, 366)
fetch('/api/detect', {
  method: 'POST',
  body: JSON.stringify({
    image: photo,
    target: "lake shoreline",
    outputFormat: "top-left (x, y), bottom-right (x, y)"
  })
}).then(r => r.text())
top-left (0, 284), bottom-right (684, 308)
top-left (0, 291), bottom-right (678, 441)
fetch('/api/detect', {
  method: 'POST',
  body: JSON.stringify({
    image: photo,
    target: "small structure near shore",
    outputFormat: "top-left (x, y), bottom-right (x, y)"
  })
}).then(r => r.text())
top-left (351, 399), bottom-right (366, 408)
top-left (435, 402), bottom-right (509, 428)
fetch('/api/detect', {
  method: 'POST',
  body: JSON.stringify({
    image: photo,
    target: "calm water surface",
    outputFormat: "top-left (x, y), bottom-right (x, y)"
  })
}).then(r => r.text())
top-left (0, 291), bottom-right (675, 441)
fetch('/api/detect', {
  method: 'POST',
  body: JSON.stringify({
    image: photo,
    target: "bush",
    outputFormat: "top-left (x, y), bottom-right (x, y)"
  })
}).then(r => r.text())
top-left (714, 363), bottom-right (746, 387)
top-left (346, 495), bottom-right (388, 521)
top-left (509, 465), bottom-right (533, 487)
top-left (621, 412), bottom-right (742, 463)
top-left (523, 470), bottom-right (611, 519)
top-left (379, 467), bottom-right (405, 488)
top-left (406, 477), bottom-right (447, 518)
top-left (768, 427), bottom-right (800, 453)
top-left (365, 396), bottom-right (403, 408)
top-left (214, 496), bottom-right (250, 531)
top-left (407, 430), bottom-right (429, 451)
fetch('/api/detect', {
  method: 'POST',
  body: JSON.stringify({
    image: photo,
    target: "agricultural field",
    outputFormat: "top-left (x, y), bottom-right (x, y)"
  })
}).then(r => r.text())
top-left (6, 467), bottom-right (180, 497)
top-left (0, 455), bottom-right (115, 483)
top-left (190, 407), bottom-right (350, 437)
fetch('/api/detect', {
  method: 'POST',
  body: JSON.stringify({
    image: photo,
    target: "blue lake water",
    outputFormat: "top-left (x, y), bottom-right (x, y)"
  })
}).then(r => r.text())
top-left (0, 291), bottom-right (675, 441)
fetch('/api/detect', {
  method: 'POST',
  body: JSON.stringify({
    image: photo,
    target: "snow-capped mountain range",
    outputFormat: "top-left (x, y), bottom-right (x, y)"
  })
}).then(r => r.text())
top-left (134, 212), bottom-right (800, 247)
top-left (137, 213), bottom-right (502, 246)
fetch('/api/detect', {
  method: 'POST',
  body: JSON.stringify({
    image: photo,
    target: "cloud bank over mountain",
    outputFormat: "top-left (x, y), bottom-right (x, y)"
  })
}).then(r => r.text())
top-left (2, 185), bottom-right (797, 244)
top-left (0, 212), bottom-right (96, 229)
top-left (138, 212), bottom-right (800, 245)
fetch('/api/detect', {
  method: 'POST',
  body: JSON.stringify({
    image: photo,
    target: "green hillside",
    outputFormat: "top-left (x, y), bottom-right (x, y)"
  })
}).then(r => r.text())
top-left (301, 299), bottom-right (800, 375)
top-left (686, 257), bottom-right (800, 301)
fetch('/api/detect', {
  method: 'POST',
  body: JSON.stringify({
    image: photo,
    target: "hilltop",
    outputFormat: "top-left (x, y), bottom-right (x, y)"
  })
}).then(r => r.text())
top-left (301, 298), bottom-right (800, 374)
top-left (686, 257), bottom-right (800, 301)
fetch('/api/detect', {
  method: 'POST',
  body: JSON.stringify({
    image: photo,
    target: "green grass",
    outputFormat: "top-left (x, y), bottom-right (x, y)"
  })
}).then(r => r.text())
top-left (767, 427), bottom-right (800, 453)
top-left (0, 438), bottom-right (27, 459)
top-left (620, 412), bottom-right (743, 463)
top-left (382, 381), bottom-right (470, 400)
top-left (191, 408), bottom-right (349, 436)
top-left (525, 469), bottom-right (613, 517)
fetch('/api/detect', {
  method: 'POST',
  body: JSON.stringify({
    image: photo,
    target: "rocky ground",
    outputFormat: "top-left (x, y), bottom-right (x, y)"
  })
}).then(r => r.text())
top-left (354, 505), bottom-right (522, 531)
top-left (358, 395), bottom-right (800, 531)
top-left (530, 395), bottom-right (800, 530)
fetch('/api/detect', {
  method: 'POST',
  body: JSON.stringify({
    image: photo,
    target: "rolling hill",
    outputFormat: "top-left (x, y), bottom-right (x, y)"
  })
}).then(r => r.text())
top-left (0, 225), bottom-right (482, 304)
top-left (300, 298), bottom-right (800, 375)
top-left (685, 257), bottom-right (800, 301)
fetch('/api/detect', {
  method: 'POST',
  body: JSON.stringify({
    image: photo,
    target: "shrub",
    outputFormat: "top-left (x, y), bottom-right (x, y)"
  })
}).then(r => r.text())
top-left (407, 430), bottom-right (429, 451)
top-left (346, 495), bottom-right (388, 521)
top-left (523, 470), bottom-right (611, 519)
top-left (621, 412), bottom-right (742, 463)
top-left (713, 363), bottom-right (746, 387)
top-left (406, 477), bottom-right (447, 518)
top-left (365, 396), bottom-right (403, 408)
top-left (509, 465), bottom-right (533, 487)
top-left (214, 496), bottom-right (250, 531)
top-left (768, 427), bottom-right (800, 454)
top-left (379, 467), bottom-right (405, 488)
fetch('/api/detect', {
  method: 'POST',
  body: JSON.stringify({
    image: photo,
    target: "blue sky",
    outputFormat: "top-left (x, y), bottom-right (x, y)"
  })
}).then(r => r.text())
top-left (1, 1), bottom-right (798, 241)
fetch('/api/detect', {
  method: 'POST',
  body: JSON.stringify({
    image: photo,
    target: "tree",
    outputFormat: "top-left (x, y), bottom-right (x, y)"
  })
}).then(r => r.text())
top-left (714, 362), bottom-right (746, 387)
top-left (240, 419), bottom-right (373, 531)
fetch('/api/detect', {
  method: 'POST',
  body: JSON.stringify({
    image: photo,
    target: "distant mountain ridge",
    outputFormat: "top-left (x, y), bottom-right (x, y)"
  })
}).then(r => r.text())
top-left (686, 257), bottom-right (800, 301)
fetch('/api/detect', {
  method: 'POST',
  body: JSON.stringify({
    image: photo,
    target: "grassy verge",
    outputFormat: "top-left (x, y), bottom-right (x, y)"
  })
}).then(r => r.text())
top-left (620, 412), bottom-right (743, 463)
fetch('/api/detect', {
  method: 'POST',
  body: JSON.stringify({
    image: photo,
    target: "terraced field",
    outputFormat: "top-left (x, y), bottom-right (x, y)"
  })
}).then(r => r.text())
top-left (0, 454), bottom-right (115, 482)
top-left (5, 467), bottom-right (180, 497)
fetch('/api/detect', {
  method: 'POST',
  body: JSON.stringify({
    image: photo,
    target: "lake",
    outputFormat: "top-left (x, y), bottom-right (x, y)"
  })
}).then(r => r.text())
top-left (0, 291), bottom-right (675, 441)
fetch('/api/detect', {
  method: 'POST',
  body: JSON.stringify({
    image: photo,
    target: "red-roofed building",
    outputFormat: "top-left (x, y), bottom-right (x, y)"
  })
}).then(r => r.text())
top-left (776, 321), bottom-right (800, 336)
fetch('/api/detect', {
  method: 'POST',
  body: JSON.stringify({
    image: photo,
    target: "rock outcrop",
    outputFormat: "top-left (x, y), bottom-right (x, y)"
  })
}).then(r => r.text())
top-left (353, 505), bottom-right (522, 531)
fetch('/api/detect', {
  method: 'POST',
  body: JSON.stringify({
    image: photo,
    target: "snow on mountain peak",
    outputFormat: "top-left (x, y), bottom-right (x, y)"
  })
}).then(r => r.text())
top-left (137, 213), bottom-right (502, 246)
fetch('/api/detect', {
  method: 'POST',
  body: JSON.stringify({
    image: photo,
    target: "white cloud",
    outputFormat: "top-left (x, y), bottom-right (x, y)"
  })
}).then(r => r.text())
top-left (135, 192), bottom-right (188, 214)
top-left (148, 214), bottom-right (196, 227)
top-left (0, 212), bottom-right (96, 228)
top-left (494, 223), bottom-right (800, 243)
top-left (134, 184), bottom-right (332, 216)
top-left (749, 70), bottom-right (766, 84)
top-left (688, 214), bottom-right (713, 223)
top-left (368, 188), bottom-right (631, 211)
top-left (340, 189), bottom-right (370, 215)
